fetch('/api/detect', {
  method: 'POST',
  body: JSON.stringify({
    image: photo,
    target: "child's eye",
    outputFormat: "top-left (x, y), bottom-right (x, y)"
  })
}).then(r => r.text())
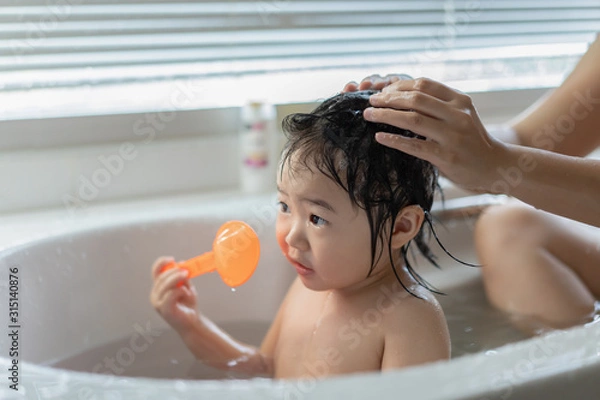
top-left (310, 214), bottom-right (327, 227)
top-left (277, 201), bottom-right (289, 213)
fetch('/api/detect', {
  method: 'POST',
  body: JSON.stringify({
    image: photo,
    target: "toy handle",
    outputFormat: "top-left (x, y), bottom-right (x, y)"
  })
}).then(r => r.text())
top-left (161, 252), bottom-right (216, 278)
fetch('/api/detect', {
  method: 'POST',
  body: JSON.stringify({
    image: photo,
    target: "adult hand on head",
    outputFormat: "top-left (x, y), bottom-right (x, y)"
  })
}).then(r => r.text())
top-left (342, 74), bottom-right (414, 93)
top-left (363, 77), bottom-right (507, 193)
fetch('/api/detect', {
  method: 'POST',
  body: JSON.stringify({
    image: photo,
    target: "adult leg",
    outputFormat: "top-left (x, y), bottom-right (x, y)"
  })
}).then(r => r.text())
top-left (475, 202), bottom-right (600, 329)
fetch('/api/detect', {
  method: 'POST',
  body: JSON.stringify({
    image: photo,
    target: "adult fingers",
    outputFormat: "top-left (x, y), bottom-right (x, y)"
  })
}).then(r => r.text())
top-left (358, 74), bottom-right (400, 91)
top-left (358, 75), bottom-right (384, 90)
top-left (382, 77), bottom-right (469, 104)
top-left (368, 89), bottom-right (455, 121)
top-left (354, 73), bottom-right (398, 91)
top-left (374, 132), bottom-right (443, 166)
top-left (342, 81), bottom-right (359, 93)
top-left (379, 74), bottom-right (413, 88)
top-left (364, 107), bottom-right (448, 144)
top-left (385, 74), bottom-right (413, 81)
top-left (343, 74), bottom-right (412, 92)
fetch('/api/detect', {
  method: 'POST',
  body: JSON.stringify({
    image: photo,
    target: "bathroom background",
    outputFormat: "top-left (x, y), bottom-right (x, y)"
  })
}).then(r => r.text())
top-left (1, 2), bottom-right (600, 399)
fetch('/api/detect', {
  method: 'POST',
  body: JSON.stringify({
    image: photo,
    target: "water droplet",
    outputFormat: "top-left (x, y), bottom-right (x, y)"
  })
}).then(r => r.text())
top-left (226, 355), bottom-right (249, 369)
top-left (227, 359), bottom-right (238, 367)
top-left (231, 288), bottom-right (236, 293)
top-left (464, 326), bottom-right (473, 333)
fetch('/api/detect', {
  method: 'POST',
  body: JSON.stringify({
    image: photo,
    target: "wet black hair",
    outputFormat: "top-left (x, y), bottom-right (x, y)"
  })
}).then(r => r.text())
top-left (281, 90), bottom-right (451, 296)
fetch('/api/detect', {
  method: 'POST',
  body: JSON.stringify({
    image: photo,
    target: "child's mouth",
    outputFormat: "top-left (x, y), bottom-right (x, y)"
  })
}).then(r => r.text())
top-left (287, 256), bottom-right (314, 276)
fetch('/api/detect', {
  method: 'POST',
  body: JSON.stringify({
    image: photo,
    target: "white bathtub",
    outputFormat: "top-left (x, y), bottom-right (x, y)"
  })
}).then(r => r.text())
top-left (0, 192), bottom-right (599, 399)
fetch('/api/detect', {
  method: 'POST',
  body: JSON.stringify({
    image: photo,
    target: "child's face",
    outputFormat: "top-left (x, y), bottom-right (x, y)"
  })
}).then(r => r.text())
top-left (276, 157), bottom-right (393, 292)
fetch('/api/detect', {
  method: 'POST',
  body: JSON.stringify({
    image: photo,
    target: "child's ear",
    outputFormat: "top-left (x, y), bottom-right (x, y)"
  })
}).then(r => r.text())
top-left (390, 205), bottom-right (425, 250)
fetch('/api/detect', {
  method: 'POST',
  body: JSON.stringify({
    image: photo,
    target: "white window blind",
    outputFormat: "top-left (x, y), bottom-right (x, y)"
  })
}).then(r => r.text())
top-left (2, 0), bottom-right (600, 91)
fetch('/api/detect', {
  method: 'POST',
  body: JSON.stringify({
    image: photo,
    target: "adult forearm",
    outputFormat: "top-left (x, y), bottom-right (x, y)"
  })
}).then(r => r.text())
top-left (490, 143), bottom-right (600, 226)
top-left (487, 124), bottom-right (522, 145)
top-left (180, 315), bottom-right (272, 376)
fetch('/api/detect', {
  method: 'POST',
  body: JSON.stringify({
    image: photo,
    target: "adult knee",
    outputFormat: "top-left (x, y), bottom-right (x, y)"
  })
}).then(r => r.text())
top-left (475, 204), bottom-right (545, 307)
top-left (475, 203), bottom-right (545, 252)
top-left (475, 203), bottom-right (548, 280)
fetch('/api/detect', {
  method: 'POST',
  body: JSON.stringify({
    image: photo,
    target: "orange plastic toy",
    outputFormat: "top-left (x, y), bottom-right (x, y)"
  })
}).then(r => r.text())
top-left (161, 220), bottom-right (260, 287)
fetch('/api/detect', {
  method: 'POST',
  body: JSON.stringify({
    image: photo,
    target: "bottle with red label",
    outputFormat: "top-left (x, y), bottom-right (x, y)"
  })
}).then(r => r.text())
top-left (239, 101), bottom-right (276, 193)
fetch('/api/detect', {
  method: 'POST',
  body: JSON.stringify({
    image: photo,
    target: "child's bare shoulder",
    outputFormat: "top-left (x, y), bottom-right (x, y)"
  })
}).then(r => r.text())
top-left (380, 285), bottom-right (450, 368)
top-left (395, 285), bottom-right (444, 317)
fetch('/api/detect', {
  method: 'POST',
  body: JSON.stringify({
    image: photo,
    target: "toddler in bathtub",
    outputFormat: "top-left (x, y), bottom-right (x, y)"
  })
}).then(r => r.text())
top-left (150, 90), bottom-right (451, 379)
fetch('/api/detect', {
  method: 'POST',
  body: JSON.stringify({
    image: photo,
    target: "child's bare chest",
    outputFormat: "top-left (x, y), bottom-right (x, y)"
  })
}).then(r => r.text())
top-left (273, 291), bottom-right (384, 379)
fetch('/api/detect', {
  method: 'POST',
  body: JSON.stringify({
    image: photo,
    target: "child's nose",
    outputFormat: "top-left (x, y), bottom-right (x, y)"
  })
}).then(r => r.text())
top-left (285, 221), bottom-right (309, 251)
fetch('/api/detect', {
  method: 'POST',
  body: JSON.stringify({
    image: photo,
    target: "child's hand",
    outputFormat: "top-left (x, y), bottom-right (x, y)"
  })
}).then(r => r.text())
top-left (150, 256), bottom-right (200, 334)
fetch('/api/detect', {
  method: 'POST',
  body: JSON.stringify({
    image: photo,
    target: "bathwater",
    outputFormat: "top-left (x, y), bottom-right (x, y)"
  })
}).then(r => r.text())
top-left (49, 280), bottom-right (580, 379)
top-left (48, 321), bottom-right (269, 380)
top-left (437, 278), bottom-right (531, 357)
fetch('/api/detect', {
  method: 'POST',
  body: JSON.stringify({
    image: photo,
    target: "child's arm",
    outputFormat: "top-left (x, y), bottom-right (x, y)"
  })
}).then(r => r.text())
top-left (381, 292), bottom-right (450, 370)
top-left (149, 257), bottom-right (274, 375)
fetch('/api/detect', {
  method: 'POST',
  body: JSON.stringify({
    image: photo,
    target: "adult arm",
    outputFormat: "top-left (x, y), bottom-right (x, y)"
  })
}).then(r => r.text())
top-left (509, 35), bottom-right (600, 156)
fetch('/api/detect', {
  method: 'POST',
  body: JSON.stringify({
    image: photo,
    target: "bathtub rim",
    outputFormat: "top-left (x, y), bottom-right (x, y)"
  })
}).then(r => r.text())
top-left (1, 319), bottom-right (599, 399)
